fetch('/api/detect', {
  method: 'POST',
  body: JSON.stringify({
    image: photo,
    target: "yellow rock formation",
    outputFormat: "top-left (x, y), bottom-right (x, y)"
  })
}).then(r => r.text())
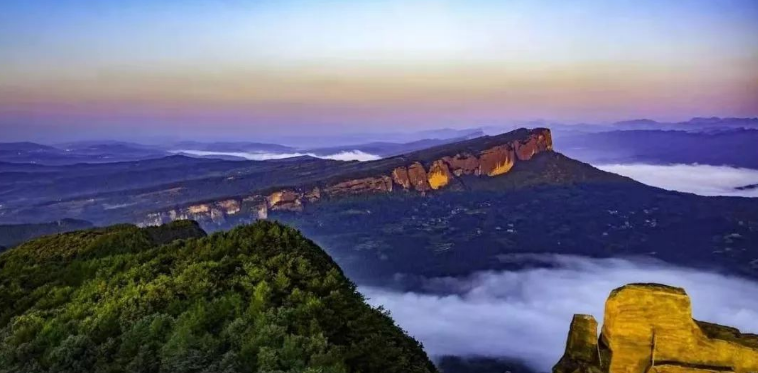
top-left (604, 284), bottom-right (758, 373)
top-left (427, 160), bottom-right (452, 190)
top-left (140, 128), bottom-right (556, 225)
top-left (478, 146), bottom-right (515, 176)
top-left (188, 204), bottom-right (210, 214)
top-left (267, 191), bottom-right (284, 207)
top-left (391, 166), bottom-right (412, 189)
top-left (407, 162), bottom-right (431, 192)
top-left (554, 283), bottom-right (758, 373)
top-left (489, 158), bottom-right (514, 176)
top-left (217, 199), bottom-right (240, 214)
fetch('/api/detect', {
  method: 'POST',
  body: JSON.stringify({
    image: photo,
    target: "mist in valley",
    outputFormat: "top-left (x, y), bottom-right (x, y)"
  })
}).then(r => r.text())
top-left (361, 255), bottom-right (758, 372)
top-left (172, 149), bottom-right (382, 162)
top-left (598, 163), bottom-right (758, 197)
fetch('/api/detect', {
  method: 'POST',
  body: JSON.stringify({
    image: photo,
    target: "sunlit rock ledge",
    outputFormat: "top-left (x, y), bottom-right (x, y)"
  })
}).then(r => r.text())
top-left (140, 128), bottom-right (552, 227)
top-left (554, 283), bottom-right (758, 373)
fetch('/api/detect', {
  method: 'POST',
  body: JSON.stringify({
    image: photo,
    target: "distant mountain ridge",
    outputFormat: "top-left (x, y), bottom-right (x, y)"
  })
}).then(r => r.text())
top-left (613, 117), bottom-right (758, 131)
top-left (305, 131), bottom-right (485, 158)
top-left (140, 128), bottom-right (629, 227)
top-left (0, 141), bottom-right (170, 165)
top-left (2, 128), bottom-right (580, 226)
top-left (0, 130), bottom-right (485, 165)
top-left (171, 140), bottom-right (296, 153)
top-left (3, 127), bottom-right (757, 290)
top-left (558, 128), bottom-right (758, 169)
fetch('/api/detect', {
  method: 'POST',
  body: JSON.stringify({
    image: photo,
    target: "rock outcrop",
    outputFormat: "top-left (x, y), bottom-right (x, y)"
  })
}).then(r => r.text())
top-left (324, 175), bottom-right (394, 196)
top-left (479, 145), bottom-right (516, 176)
top-left (407, 162), bottom-right (432, 192)
top-left (427, 160), bottom-right (454, 190)
top-left (267, 190), bottom-right (303, 211)
top-left (442, 153), bottom-right (480, 176)
top-left (140, 128), bottom-right (552, 226)
top-left (554, 315), bottom-right (603, 373)
top-left (553, 283), bottom-right (758, 373)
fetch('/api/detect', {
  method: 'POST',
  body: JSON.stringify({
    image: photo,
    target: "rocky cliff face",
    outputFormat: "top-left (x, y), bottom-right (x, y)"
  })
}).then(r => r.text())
top-left (554, 283), bottom-right (758, 373)
top-left (140, 128), bottom-right (552, 227)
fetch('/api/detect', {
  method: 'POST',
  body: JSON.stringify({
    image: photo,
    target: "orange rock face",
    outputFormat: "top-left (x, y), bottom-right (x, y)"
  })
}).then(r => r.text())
top-left (216, 199), bottom-right (240, 214)
top-left (141, 128), bottom-right (554, 225)
top-left (478, 145), bottom-right (515, 176)
top-left (188, 204), bottom-right (210, 214)
top-left (427, 160), bottom-right (453, 190)
top-left (324, 176), bottom-right (393, 196)
top-left (391, 166), bottom-right (412, 189)
top-left (514, 128), bottom-right (553, 160)
top-left (514, 137), bottom-right (538, 160)
top-left (268, 190), bottom-right (303, 211)
top-left (407, 162), bottom-right (431, 192)
top-left (442, 154), bottom-right (480, 176)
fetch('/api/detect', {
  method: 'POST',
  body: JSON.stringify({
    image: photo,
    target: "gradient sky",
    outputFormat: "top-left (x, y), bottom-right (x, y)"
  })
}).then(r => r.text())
top-left (1, 0), bottom-right (757, 142)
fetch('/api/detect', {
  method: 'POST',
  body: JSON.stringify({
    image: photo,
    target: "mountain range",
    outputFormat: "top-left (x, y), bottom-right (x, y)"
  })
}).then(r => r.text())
top-left (2, 127), bottom-right (756, 287)
top-left (2, 125), bottom-right (758, 372)
top-left (0, 129), bottom-right (485, 165)
top-left (3, 117), bottom-right (758, 169)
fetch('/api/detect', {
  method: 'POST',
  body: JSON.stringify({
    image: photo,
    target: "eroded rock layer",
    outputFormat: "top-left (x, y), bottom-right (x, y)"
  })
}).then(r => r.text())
top-left (553, 283), bottom-right (758, 373)
top-left (141, 128), bottom-right (552, 226)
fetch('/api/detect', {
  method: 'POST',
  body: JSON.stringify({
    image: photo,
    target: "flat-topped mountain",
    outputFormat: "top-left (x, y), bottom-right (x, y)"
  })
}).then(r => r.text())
top-left (3, 129), bottom-right (757, 288)
top-left (554, 283), bottom-right (758, 373)
top-left (141, 128), bottom-right (630, 227)
top-left (4, 128), bottom-right (584, 226)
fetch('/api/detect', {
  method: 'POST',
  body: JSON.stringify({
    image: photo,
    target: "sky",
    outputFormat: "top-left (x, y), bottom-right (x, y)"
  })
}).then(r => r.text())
top-left (1, 0), bottom-right (757, 142)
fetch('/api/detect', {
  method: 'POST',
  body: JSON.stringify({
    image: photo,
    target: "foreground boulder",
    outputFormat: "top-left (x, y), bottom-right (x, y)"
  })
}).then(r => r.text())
top-left (554, 283), bottom-right (758, 373)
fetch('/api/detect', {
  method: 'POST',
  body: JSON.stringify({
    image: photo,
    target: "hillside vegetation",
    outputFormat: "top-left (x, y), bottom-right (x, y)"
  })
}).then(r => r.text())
top-left (0, 219), bottom-right (93, 249)
top-left (0, 220), bottom-right (435, 373)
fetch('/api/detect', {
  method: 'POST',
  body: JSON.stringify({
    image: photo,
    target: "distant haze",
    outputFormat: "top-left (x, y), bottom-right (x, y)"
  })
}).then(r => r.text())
top-left (598, 164), bottom-right (758, 197)
top-left (173, 149), bottom-right (381, 162)
top-left (361, 255), bottom-right (758, 372)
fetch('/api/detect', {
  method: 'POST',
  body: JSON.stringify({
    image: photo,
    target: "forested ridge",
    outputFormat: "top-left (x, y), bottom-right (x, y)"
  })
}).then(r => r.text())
top-left (0, 219), bottom-right (93, 250)
top-left (0, 220), bottom-right (435, 373)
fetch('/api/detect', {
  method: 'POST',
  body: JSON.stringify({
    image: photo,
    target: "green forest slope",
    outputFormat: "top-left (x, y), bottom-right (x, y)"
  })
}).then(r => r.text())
top-left (0, 220), bottom-right (435, 373)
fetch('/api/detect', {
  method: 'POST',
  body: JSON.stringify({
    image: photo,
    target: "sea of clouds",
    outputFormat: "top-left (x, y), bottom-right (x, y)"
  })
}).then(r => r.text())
top-left (173, 149), bottom-right (381, 162)
top-left (361, 255), bottom-right (758, 372)
top-left (598, 163), bottom-right (758, 197)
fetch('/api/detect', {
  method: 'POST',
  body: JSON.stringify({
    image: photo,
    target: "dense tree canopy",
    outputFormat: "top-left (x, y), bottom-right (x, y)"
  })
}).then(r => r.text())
top-left (0, 219), bottom-right (93, 250)
top-left (0, 220), bottom-right (436, 373)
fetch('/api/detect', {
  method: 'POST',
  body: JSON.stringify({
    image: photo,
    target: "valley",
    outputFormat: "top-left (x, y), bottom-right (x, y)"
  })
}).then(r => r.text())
top-left (1, 126), bottom-right (757, 372)
top-left (3, 2), bottom-right (757, 371)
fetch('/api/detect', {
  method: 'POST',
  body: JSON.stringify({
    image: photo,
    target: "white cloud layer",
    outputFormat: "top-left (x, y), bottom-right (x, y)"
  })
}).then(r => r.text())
top-left (597, 163), bottom-right (758, 197)
top-left (361, 255), bottom-right (758, 372)
top-left (172, 149), bottom-right (381, 162)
